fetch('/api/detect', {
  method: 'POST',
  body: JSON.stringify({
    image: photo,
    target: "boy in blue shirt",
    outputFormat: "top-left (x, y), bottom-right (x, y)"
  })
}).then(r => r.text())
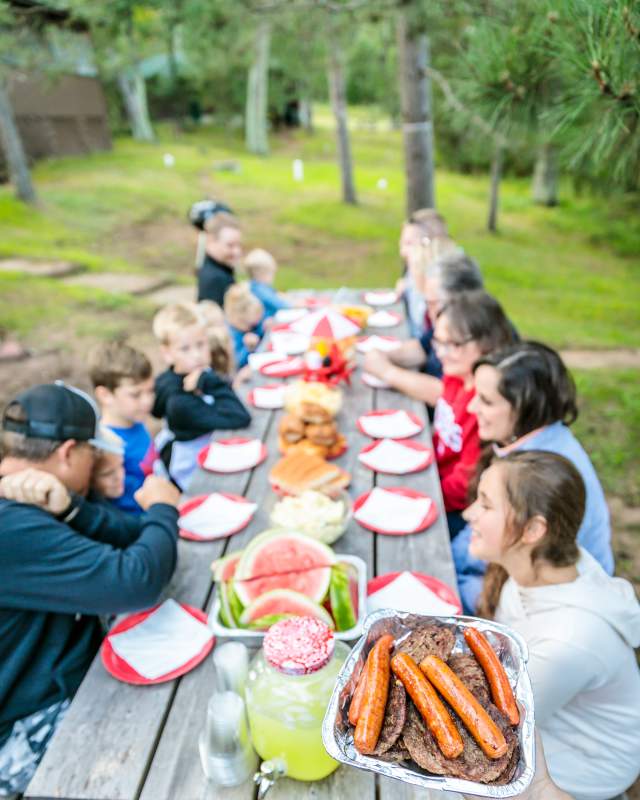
top-left (245, 248), bottom-right (290, 320)
top-left (89, 342), bottom-right (155, 515)
top-left (224, 282), bottom-right (265, 368)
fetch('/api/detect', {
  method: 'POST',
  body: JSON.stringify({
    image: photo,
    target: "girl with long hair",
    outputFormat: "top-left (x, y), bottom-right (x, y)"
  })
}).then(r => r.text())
top-left (466, 450), bottom-right (640, 800)
top-left (453, 341), bottom-right (613, 611)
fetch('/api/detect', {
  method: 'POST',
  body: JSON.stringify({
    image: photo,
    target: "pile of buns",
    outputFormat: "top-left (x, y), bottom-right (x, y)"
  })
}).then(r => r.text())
top-left (279, 403), bottom-right (346, 459)
top-left (269, 450), bottom-right (350, 496)
top-left (284, 380), bottom-right (342, 417)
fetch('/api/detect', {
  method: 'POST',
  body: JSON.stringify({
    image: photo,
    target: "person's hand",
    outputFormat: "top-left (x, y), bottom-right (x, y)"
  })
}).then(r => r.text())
top-left (364, 349), bottom-right (391, 378)
top-left (243, 332), bottom-right (260, 351)
top-left (134, 475), bottom-right (180, 510)
top-left (395, 276), bottom-right (407, 295)
top-left (232, 364), bottom-right (252, 390)
top-left (183, 368), bottom-right (204, 393)
top-left (0, 468), bottom-right (71, 515)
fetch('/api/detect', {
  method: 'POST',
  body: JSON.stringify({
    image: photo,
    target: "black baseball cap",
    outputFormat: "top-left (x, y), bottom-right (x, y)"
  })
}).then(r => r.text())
top-left (2, 382), bottom-right (113, 451)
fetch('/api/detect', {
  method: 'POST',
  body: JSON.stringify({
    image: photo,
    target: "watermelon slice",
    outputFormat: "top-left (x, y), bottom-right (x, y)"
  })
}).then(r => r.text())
top-left (233, 530), bottom-right (336, 607)
top-left (239, 589), bottom-right (335, 629)
top-left (211, 551), bottom-right (242, 582)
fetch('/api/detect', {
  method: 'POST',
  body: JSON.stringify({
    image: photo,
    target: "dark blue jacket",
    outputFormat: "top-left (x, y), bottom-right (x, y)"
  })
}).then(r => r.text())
top-left (197, 254), bottom-right (235, 306)
top-left (0, 497), bottom-right (178, 746)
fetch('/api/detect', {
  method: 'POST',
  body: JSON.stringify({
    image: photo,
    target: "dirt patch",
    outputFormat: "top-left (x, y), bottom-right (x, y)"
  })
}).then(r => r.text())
top-left (561, 349), bottom-right (640, 370)
top-left (102, 217), bottom-right (197, 276)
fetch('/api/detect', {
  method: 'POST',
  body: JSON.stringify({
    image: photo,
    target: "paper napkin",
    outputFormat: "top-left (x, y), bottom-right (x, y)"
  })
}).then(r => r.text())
top-left (270, 331), bottom-right (310, 355)
top-left (357, 335), bottom-right (401, 354)
top-left (368, 572), bottom-right (459, 616)
top-left (368, 310), bottom-right (400, 328)
top-left (248, 352), bottom-right (284, 372)
top-left (275, 308), bottom-right (308, 324)
top-left (364, 290), bottom-right (398, 306)
top-left (359, 410), bottom-right (422, 439)
top-left (180, 493), bottom-right (257, 539)
top-left (109, 599), bottom-right (213, 679)
top-left (362, 372), bottom-right (390, 389)
top-left (358, 438), bottom-right (428, 473)
top-left (354, 487), bottom-right (432, 533)
top-left (204, 439), bottom-right (263, 472)
top-left (252, 385), bottom-right (285, 409)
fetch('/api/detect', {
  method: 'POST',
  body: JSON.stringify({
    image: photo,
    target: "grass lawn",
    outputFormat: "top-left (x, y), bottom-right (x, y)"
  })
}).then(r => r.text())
top-left (0, 109), bottom-right (638, 505)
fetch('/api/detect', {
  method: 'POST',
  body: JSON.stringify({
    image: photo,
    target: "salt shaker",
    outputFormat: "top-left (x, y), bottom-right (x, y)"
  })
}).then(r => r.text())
top-left (198, 691), bottom-right (257, 787)
top-left (212, 642), bottom-right (249, 695)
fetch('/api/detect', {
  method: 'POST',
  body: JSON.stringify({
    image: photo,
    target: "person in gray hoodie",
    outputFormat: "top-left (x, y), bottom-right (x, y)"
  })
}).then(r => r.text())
top-left (465, 450), bottom-right (640, 800)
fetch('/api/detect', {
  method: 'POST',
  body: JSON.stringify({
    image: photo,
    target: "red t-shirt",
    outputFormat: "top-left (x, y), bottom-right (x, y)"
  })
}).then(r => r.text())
top-left (432, 376), bottom-right (481, 512)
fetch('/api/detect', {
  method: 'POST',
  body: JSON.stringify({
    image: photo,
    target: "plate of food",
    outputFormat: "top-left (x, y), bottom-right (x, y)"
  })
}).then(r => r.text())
top-left (322, 610), bottom-right (534, 796)
top-left (209, 532), bottom-right (366, 642)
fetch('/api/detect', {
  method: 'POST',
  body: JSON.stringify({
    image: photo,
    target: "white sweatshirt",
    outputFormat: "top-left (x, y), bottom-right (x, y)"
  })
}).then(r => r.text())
top-left (495, 548), bottom-right (640, 800)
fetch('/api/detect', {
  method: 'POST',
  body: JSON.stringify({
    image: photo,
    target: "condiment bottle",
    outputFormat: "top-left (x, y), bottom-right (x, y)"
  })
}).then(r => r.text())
top-left (245, 617), bottom-right (348, 784)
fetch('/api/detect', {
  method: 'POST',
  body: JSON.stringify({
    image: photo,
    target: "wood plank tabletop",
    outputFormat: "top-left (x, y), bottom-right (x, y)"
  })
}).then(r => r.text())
top-left (25, 288), bottom-right (459, 800)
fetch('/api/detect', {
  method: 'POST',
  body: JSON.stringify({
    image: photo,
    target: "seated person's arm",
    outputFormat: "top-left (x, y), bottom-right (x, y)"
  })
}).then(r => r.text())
top-left (0, 482), bottom-right (180, 616)
top-left (364, 350), bottom-right (442, 405)
top-left (388, 339), bottom-right (427, 369)
top-left (166, 369), bottom-right (251, 435)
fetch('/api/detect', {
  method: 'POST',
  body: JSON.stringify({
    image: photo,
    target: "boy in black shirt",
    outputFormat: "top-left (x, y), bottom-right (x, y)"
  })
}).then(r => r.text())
top-left (152, 302), bottom-right (251, 489)
top-left (0, 383), bottom-right (180, 796)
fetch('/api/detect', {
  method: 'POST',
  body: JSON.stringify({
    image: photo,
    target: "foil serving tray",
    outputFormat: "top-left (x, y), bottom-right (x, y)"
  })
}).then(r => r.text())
top-left (322, 609), bottom-right (535, 797)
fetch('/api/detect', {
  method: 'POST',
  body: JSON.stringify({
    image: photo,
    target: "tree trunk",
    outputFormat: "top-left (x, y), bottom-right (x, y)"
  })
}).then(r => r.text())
top-left (532, 142), bottom-right (558, 206)
top-left (487, 142), bottom-right (504, 232)
top-left (245, 18), bottom-right (271, 156)
top-left (299, 98), bottom-right (313, 133)
top-left (326, 21), bottom-right (357, 205)
top-left (117, 69), bottom-right (154, 142)
top-left (0, 79), bottom-right (36, 204)
top-left (397, 9), bottom-right (435, 214)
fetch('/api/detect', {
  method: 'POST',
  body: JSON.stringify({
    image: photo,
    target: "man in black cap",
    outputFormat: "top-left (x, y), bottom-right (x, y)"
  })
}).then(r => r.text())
top-left (0, 383), bottom-right (180, 798)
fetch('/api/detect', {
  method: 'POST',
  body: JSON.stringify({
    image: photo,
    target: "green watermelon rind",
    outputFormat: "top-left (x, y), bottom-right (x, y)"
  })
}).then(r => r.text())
top-left (329, 564), bottom-right (357, 632)
top-left (246, 613), bottom-right (296, 631)
top-left (239, 588), bottom-right (335, 629)
top-left (233, 529), bottom-right (336, 607)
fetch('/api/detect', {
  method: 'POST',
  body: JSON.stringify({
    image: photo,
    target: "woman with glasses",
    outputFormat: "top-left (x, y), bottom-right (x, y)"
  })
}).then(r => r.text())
top-left (429, 290), bottom-right (517, 536)
top-left (453, 341), bottom-right (614, 613)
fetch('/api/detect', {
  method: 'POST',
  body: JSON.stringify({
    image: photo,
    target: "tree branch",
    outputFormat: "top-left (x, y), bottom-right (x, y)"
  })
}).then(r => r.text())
top-left (426, 67), bottom-right (508, 148)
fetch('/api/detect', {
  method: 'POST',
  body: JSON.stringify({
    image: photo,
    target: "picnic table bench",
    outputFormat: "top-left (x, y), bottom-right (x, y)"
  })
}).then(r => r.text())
top-left (26, 289), bottom-right (459, 800)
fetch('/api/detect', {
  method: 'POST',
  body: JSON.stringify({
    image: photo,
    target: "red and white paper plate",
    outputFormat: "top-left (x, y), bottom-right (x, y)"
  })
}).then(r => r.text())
top-left (301, 296), bottom-right (330, 309)
top-left (248, 352), bottom-right (286, 372)
top-left (101, 600), bottom-right (214, 685)
top-left (367, 310), bottom-right (403, 328)
top-left (198, 437), bottom-right (267, 473)
top-left (247, 384), bottom-right (286, 409)
top-left (270, 330), bottom-right (310, 355)
top-left (357, 409), bottom-right (424, 439)
top-left (367, 571), bottom-right (462, 615)
top-left (356, 335), bottom-right (401, 354)
top-left (179, 493), bottom-right (257, 541)
top-left (275, 308), bottom-right (308, 324)
top-left (362, 289), bottom-right (399, 306)
top-left (361, 372), bottom-right (391, 389)
top-left (260, 356), bottom-right (305, 378)
top-left (358, 438), bottom-right (433, 474)
top-left (353, 487), bottom-right (438, 536)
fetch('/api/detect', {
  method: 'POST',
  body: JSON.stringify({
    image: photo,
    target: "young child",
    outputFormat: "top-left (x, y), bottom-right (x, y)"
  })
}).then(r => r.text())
top-left (90, 426), bottom-right (125, 501)
top-left (152, 301), bottom-right (251, 489)
top-left (466, 450), bottom-right (640, 800)
top-left (244, 248), bottom-right (291, 320)
top-left (197, 212), bottom-right (242, 305)
top-left (89, 341), bottom-right (155, 515)
top-left (224, 282), bottom-right (265, 369)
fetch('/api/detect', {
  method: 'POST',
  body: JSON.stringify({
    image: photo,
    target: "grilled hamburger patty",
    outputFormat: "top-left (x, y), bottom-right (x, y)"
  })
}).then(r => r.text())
top-left (396, 624), bottom-right (456, 664)
top-left (372, 677), bottom-right (407, 755)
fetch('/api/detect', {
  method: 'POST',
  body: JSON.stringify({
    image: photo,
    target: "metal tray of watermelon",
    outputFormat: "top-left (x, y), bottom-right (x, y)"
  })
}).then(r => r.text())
top-left (209, 554), bottom-right (367, 643)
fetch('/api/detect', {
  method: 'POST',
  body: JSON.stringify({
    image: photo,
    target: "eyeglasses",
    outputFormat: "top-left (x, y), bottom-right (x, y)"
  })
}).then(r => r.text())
top-left (432, 335), bottom-right (475, 354)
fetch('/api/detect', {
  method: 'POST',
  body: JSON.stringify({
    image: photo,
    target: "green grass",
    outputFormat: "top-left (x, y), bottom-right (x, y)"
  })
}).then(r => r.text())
top-left (573, 369), bottom-right (640, 507)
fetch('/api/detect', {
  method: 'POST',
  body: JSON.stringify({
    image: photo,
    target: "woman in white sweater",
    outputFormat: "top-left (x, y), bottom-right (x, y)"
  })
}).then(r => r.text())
top-left (464, 450), bottom-right (640, 800)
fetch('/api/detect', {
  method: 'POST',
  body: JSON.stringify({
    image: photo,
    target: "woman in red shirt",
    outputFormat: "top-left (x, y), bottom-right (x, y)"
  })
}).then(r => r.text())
top-left (430, 291), bottom-right (516, 535)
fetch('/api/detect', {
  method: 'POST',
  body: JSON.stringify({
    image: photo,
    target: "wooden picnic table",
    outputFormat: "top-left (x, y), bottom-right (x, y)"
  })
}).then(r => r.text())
top-left (26, 288), bottom-right (459, 800)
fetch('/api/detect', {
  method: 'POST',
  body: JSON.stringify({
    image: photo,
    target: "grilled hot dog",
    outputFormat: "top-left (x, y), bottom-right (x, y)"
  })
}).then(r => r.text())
top-left (391, 652), bottom-right (463, 759)
top-left (353, 633), bottom-right (394, 754)
top-left (420, 655), bottom-right (508, 760)
top-left (463, 627), bottom-right (519, 726)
